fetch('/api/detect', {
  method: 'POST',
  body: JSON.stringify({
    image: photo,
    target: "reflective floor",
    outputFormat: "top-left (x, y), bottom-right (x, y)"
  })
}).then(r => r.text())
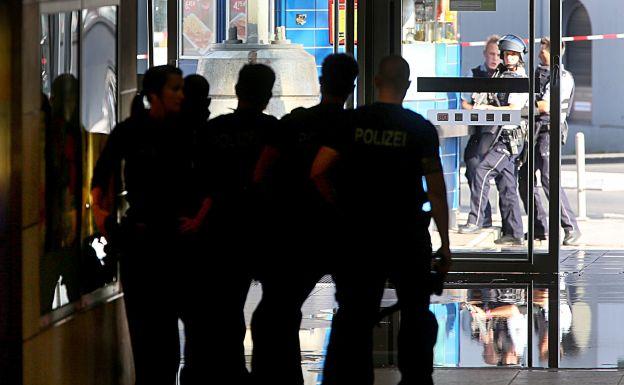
top-left (181, 250), bottom-right (624, 384)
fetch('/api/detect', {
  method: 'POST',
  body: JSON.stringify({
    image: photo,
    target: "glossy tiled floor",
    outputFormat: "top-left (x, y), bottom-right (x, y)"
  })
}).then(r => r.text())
top-left (432, 369), bottom-right (624, 385)
top-left (370, 368), bottom-right (624, 384)
top-left (183, 250), bottom-right (624, 384)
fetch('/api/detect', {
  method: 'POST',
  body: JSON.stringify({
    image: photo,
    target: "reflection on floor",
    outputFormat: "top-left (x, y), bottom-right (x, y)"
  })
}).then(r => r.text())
top-left (178, 250), bottom-right (624, 384)
top-left (428, 369), bottom-right (624, 385)
top-left (560, 250), bottom-right (624, 368)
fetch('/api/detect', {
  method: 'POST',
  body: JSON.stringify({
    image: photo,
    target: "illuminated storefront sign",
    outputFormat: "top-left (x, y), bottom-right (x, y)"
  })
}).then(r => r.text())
top-left (182, 0), bottom-right (217, 56)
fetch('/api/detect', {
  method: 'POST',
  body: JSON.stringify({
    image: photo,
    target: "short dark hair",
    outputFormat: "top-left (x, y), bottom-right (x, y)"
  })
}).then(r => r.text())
top-left (142, 65), bottom-right (183, 98)
top-left (377, 55), bottom-right (410, 91)
top-left (184, 74), bottom-right (210, 102)
top-left (320, 54), bottom-right (359, 98)
top-left (235, 64), bottom-right (276, 105)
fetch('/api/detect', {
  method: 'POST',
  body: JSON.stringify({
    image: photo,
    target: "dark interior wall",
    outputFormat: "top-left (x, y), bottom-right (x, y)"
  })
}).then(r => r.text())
top-left (0, 0), bottom-right (23, 383)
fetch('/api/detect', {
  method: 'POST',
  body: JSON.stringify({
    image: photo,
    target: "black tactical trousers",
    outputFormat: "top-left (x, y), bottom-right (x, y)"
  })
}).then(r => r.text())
top-left (518, 131), bottom-right (579, 236)
top-left (467, 142), bottom-right (524, 238)
top-left (197, 217), bottom-right (254, 385)
top-left (251, 205), bottom-right (334, 385)
top-left (323, 234), bottom-right (436, 385)
top-left (119, 221), bottom-right (181, 385)
top-left (251, 270), bottom-right (325, 385)
top-left (464, 132), bottom-right (497, 227)
top-left (179, 258), bottom-right (252, 385)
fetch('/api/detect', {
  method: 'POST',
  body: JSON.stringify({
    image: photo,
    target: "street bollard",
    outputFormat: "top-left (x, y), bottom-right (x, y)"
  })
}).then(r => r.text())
top-left (575, 132), bottom-right (587, 219)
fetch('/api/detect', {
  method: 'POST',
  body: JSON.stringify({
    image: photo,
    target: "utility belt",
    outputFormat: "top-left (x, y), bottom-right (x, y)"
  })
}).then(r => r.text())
top-left (497, 124), bottom-right (527, 156)
top-left (535, 120), bottom-right (570, 145)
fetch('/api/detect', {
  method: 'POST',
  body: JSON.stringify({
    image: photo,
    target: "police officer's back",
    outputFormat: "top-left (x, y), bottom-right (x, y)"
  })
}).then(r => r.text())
top-left (194, 63), bottom-right (278, 384)
top-left (311, 55), bottom-right (451, 385)
top-left (197, 65), bottom-right (277, 234)
top-left (250, 54), bottom-right (358, 385)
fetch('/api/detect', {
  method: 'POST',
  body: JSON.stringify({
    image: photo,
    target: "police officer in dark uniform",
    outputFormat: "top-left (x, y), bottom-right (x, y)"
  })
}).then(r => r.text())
top-left (250, 54), bottom-right (359, 385)
top-left (519, 37), bottom-right (581, 245)
top-left (177, 73), bottom-right (216, 385)
top-left (459, 35), bottom-right (529, 246)
top-left (91, 65), bottom-right (192, 385)
top-left (311, 55), bottom-right (452, 385)
top-left (195, 63), bottom-right (278, 385)
top-left (462, 35), bottom-right (501, 228)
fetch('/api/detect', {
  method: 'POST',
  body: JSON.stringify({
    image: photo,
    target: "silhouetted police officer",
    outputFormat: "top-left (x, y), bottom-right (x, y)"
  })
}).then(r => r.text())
top-left (250, 53), bottom-right (359, 385)
top-left (518, 37), bottom-right (581, 245)
top-left (177, 73), bottom-right (215, 385)
top-left (196, 63), bottom-right (278, 385)
top-left (311, 55), bottom-right (452, 385)
top-left (91, 65), bottom-right (189, 385)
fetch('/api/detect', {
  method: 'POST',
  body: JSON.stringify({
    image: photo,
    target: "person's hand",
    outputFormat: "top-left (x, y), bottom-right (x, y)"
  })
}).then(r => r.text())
top-left (93, 204), bottom-right (110, 239)
top-left (434, 245), bottom-right (452, 275)
top-left (179, 217), bottom-right (202, 234)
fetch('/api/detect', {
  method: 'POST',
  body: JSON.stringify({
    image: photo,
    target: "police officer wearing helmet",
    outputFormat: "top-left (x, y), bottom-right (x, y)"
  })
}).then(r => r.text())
top-left (461, 35), bottom-right (501, 229)
top-left (459, 34), bottom-right (529, 246)
top-left (311, 55), bottom-right (452, 385)
top-left (518, 37), bottom-right (581, 245)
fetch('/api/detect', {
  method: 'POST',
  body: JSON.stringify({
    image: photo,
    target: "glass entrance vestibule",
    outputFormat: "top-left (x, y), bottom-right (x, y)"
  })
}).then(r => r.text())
top-left (138, 0), bottom-right (594, 373)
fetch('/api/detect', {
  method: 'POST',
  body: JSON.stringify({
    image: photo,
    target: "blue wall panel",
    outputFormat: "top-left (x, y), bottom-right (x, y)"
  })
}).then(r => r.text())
top-left (285, 0), bottom-right (334, 75)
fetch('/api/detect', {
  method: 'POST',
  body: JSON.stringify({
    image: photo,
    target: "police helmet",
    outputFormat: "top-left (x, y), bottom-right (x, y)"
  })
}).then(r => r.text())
top-left (498, 34), bottom-right (527, 63)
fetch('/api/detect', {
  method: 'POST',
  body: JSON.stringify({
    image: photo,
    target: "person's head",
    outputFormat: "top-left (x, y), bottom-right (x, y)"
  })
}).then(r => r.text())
top-left (235, 63), bottom-right (276, 111)
top-left (483, 35), bottom-right (501, 70)
top-left (319, 53), bottom-right (359, 102)
top-left (498, 34), bottom-right (527, 70)
top-left (374, 55), bottom-right (411, 103)
top-left (50, 73), bottom-right (79, 121)
top-left (142, 65), bottom-right (184, 119)
top-left (182, 74), bottom-right (211, 121)
top-left (539, 37), bottom-right (565, 66)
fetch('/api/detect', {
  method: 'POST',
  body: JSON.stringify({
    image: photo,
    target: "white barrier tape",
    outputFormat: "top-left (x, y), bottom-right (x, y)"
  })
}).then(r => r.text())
top-left (457, 33), bottom-right (624, 47)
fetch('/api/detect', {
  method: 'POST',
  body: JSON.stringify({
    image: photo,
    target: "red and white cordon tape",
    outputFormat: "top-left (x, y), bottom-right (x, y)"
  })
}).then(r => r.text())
top-left (458, 33), bottom-right (624, 47)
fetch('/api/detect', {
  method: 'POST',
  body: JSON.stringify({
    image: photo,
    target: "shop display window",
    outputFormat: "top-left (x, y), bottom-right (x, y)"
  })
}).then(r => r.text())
top-left (39, 7), bottom-right (119, 317)
top-left (403, 0), bottom-right (458, 44)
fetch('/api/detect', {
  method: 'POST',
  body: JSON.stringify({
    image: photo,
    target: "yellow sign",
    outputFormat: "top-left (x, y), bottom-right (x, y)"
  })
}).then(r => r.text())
top-left (329, 0), bottom-right (358, 45)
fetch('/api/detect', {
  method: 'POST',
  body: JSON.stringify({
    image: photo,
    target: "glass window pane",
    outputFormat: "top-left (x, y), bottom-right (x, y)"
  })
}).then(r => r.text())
top-left (137, 0), bottom-right (149, 73)
top-left (81, 5), bottom-right (119, 296)
top-left (153, 0), bottom-right (168, 65)
top-left (39, 7), bottom-right (119, 316)
top-left (39, 10), bottom-right (82, 314)
top-left (196, 0), bottom-right (322, 118)
top-left (402, 0), bottom-right (532, 255)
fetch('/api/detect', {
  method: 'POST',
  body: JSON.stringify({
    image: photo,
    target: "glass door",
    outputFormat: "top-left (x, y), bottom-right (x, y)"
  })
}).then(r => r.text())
top-left (161, 0), bottom-right (570, 370)
top-left (359, 0), bottom-right (564, 368)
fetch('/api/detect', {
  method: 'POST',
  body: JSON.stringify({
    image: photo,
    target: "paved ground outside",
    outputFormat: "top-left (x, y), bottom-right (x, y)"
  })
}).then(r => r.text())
top-left (439, 159), bottom-right (624, 251)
